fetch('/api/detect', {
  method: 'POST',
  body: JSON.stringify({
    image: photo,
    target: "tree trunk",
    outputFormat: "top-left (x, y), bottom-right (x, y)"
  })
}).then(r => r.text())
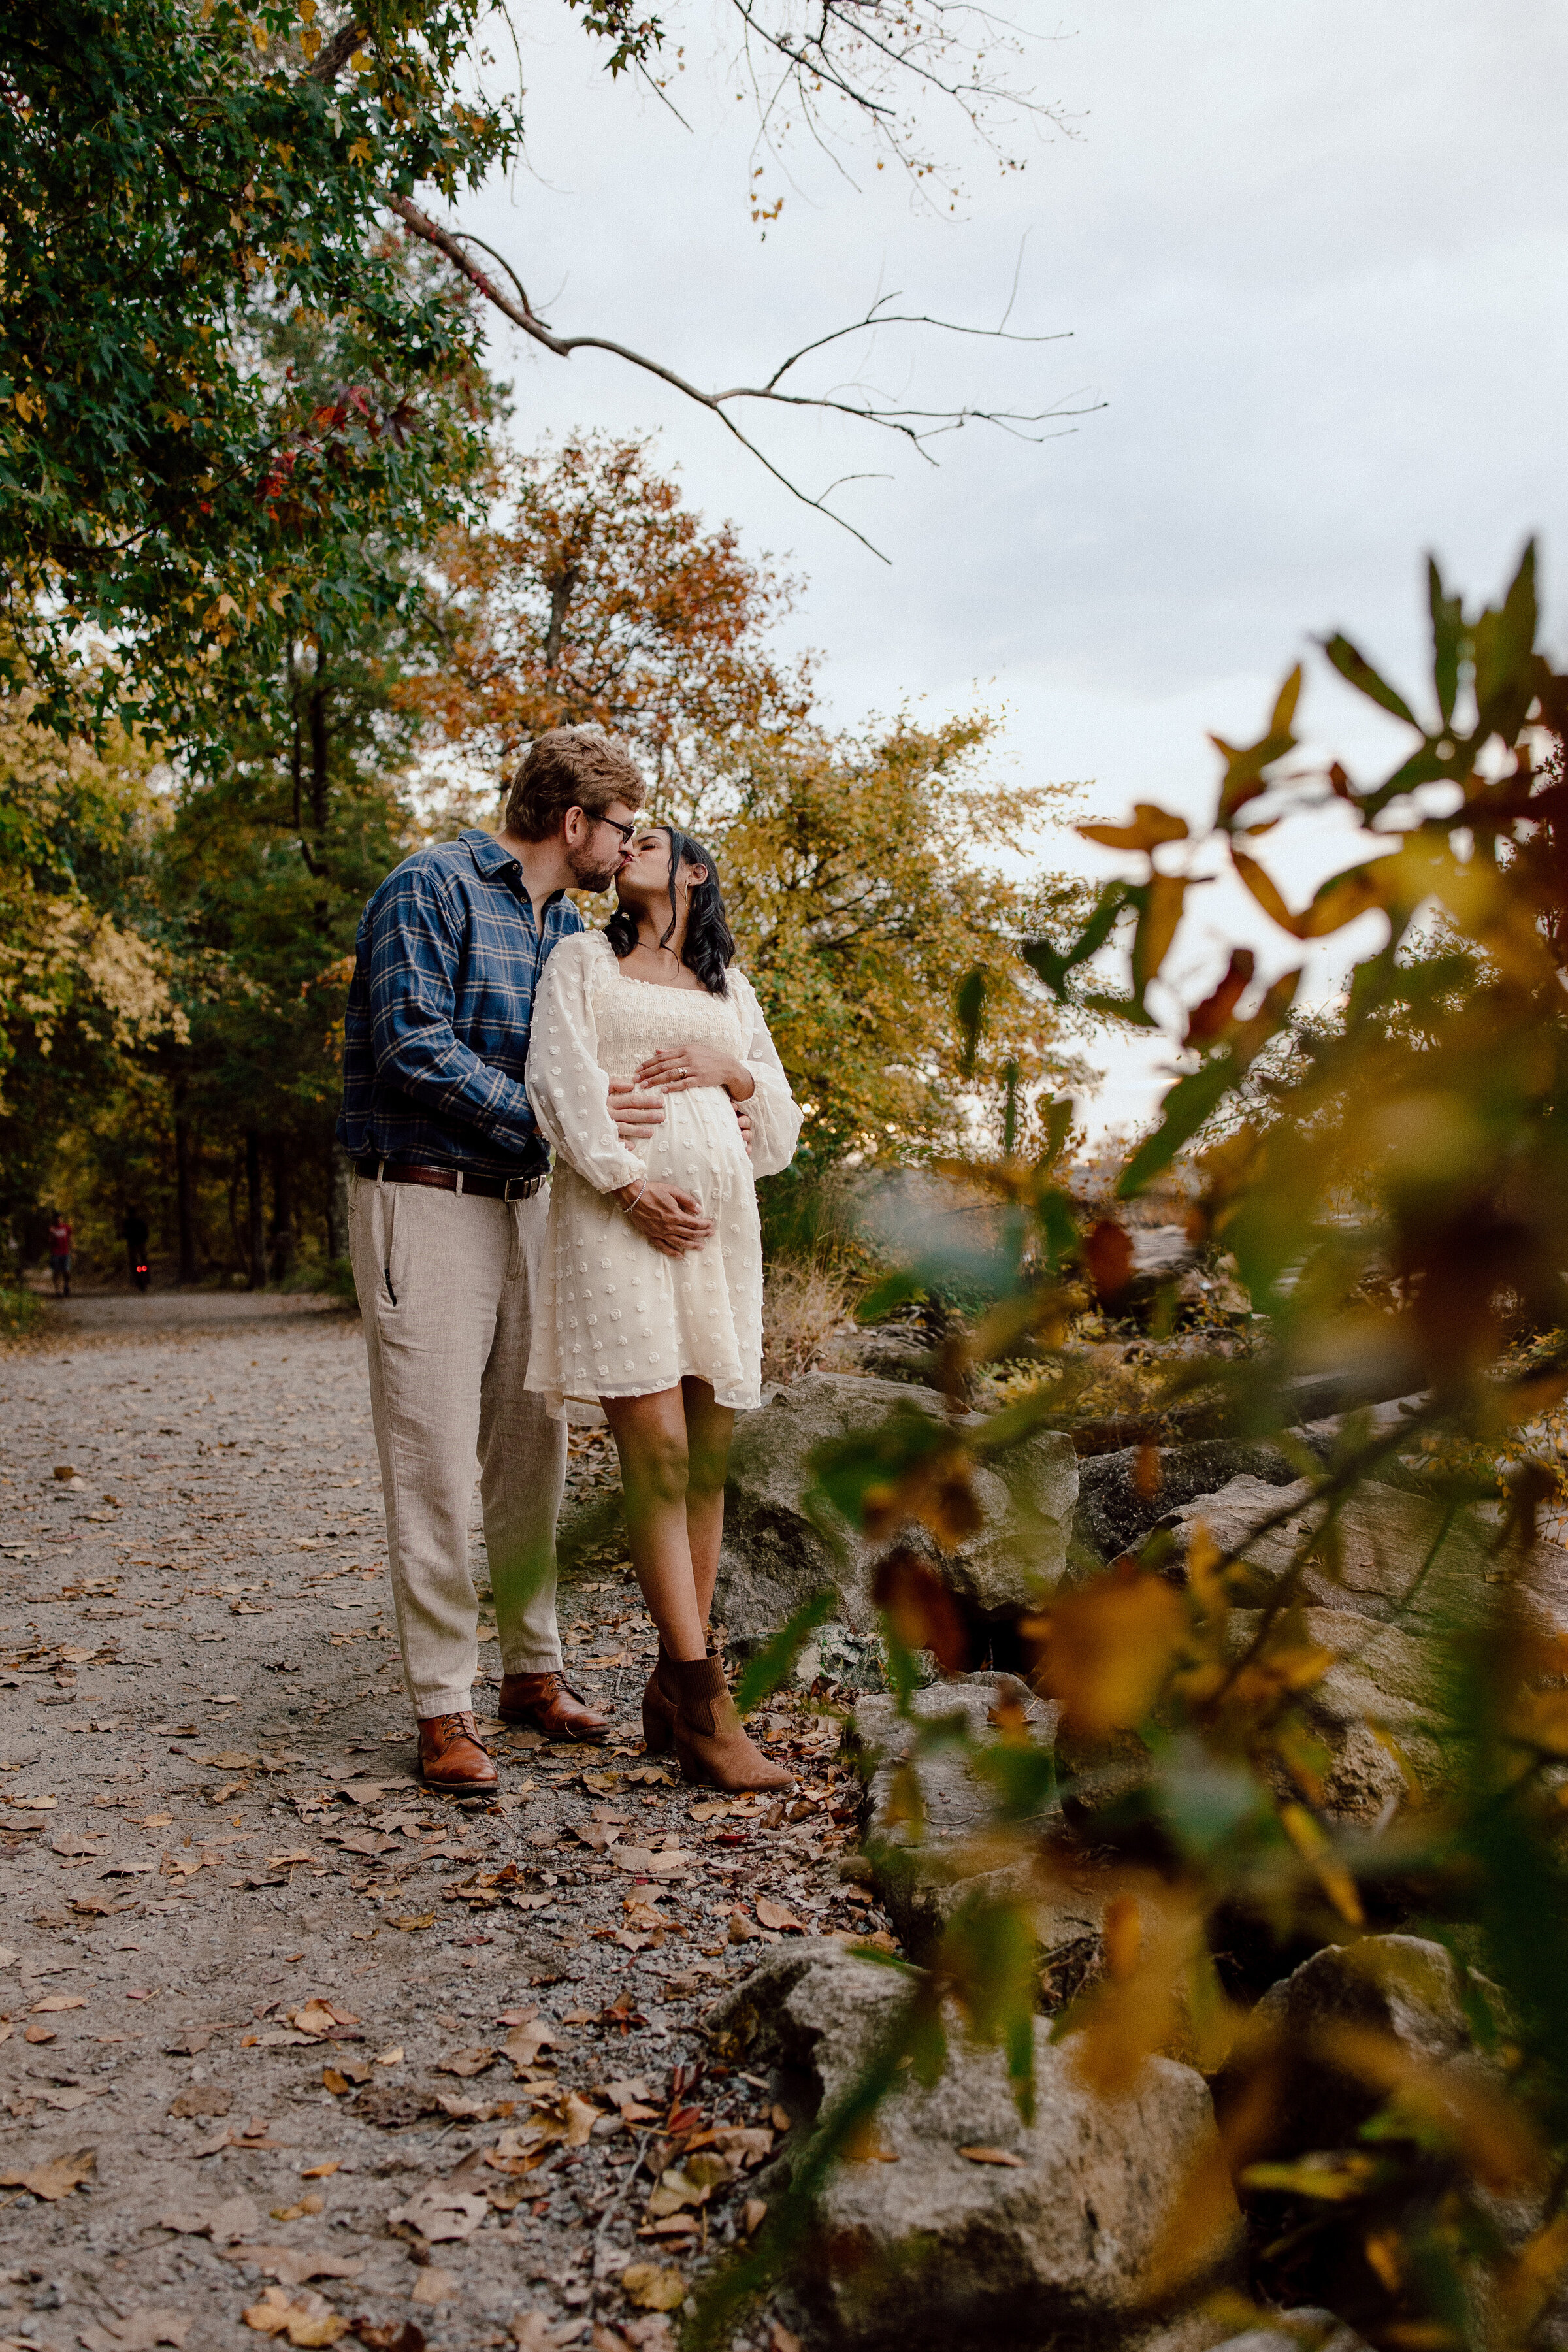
top-left (245, 1128), bottom-right (265, 1291)
top-left (174, 1096), bottom-right (199, 1286)
top-left (327, 1140), bottom-right (352, 1265)
top-left (269, 1136), bottom-right (293, 1283)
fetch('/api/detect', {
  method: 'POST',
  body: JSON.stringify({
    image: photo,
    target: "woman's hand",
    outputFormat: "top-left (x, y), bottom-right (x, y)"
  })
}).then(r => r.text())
top-left (615, 1178), bottom-right (715, 1258)
top-left (634, 1043), bottom-right (755, 1101)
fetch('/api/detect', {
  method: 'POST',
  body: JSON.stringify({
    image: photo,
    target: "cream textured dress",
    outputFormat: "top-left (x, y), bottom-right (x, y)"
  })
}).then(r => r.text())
top-left (524, 931), bottom-right (802, 1415)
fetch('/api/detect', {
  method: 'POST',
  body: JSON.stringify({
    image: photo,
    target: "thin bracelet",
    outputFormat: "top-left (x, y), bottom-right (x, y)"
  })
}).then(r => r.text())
top-left (623, 1178), bottom-right (647, 1213)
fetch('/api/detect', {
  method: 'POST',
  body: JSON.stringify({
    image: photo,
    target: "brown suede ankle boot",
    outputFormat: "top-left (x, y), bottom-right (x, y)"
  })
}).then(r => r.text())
top-left (642, 1643), bottom-right (681, 1755)
top-left (672, 1654), bottom-right (793, 1793)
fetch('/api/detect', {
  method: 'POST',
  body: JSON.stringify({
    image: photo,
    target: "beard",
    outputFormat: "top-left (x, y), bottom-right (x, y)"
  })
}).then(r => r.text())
top-left (566, 841), bottom-right (621, 894)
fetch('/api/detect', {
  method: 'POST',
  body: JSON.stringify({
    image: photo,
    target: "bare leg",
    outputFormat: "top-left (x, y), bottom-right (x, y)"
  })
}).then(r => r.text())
top-left (603, 1386), bottom-right (706, 1662)
top-left (681, 1376), bottom-right (734, 1630)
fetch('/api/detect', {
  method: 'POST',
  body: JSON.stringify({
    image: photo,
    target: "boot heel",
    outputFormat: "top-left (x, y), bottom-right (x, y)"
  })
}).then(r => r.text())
top-left (642, 1690), bottom-right (675, 1754)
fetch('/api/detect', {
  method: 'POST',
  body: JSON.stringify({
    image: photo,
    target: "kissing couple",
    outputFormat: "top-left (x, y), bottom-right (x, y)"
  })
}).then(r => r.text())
top-left (336, 728), bottom-right (801, 1799)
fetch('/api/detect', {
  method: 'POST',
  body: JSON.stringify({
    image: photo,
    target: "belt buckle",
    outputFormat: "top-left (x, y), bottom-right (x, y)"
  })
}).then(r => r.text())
top-left (504, 1173), bottom-right (532, 1202)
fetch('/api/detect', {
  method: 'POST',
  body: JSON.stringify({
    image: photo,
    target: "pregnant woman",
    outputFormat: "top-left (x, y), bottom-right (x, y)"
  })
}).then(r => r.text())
top-left (525, 826), bottom-right (802, 1791)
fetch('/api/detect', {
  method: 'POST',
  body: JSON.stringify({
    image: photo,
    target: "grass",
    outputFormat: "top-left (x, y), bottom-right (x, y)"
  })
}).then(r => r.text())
top-left (0, 1287), bottom-right (47, 1341)
top-left (761, 1258), bottom-right (860, 1385)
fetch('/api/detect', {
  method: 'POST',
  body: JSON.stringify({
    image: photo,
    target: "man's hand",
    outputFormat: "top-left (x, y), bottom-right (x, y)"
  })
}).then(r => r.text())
top-left (608, 1079), bottom-right (666, 1146)
top-left (615, 1179), bottom-right (715, 1259)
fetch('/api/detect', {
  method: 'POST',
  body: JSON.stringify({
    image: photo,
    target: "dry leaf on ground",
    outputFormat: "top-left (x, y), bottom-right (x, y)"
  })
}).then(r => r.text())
top-left (79, 2310), bottom-right (192, 2351)
top-left (225, 2248), bottom-right (365, 2287)
top-left (755, 1899), bottom-right (804, 1933)
top-left (169, 2087), bottom-right (231, 2119)
top-left (388, 2185), bottom-right (489, 2243)
top-left (0, 2146), bottom-right (96, 2199)
top-left (30, 1993), bottom-right (87, 2013)
top-left (241, 2285), bottom-right (348, 2345)
top-left (958, 2145), bottom-right (1025, 2166)
top-left (409, 2269), bottom-right (457, 2309)
top-left (434, 2046), bottom-right (495, 2078)
top-left (621, 2264), bottom-right (684, 2313)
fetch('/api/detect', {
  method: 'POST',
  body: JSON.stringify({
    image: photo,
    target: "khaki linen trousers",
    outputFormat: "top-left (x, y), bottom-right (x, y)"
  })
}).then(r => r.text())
top-left (348, 1170), bottom-right (566, 1718)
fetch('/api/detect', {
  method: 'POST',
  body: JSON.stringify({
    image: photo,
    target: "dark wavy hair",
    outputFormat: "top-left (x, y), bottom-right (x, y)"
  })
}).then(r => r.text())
top-left (605, 826), bottom-right (734, 997)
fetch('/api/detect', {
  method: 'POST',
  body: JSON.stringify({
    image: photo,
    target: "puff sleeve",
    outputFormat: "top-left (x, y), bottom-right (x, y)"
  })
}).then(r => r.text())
top-left (729, 968), bottom-right (802, 1179)
top-left (525, 936), bottom-right (642, 1194)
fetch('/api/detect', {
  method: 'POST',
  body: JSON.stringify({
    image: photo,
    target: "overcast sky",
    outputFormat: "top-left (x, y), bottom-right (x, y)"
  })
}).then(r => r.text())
top-left (457, 0), bottom-right (1568, 1129)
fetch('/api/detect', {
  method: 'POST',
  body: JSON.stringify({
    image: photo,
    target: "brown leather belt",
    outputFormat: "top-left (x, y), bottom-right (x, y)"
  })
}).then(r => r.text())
top-left (355, 1156), bottom-right (545, 1201)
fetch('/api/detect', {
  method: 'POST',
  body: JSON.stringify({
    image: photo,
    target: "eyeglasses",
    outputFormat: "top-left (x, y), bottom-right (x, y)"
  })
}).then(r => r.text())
top-left (597, 815), bottom-right (637, 848)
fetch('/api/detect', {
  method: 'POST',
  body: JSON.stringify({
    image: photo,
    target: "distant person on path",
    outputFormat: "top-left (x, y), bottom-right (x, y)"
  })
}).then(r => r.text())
top-left (122, 1207), bottom-right (150, 1290)
top-left (46, 1210), bottom-right (72, 1298)
top-left (525, 825), bottom-right (802, 1792)
top-left (337, 730), bottom-right (670, 1795)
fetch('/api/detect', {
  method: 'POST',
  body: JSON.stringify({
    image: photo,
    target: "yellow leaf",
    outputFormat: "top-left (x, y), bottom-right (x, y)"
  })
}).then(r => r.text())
top-left (621, 2263), bottom-right (685, 2311)
top-left (346, 139), bottom-right (373, 166)
top-left (1078, 803), bottom-right (1189, 853)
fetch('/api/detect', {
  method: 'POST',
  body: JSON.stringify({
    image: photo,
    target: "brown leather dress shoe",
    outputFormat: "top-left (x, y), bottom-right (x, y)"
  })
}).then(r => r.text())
top-left (417, 1710), bottom-right (498, 1793)
top-left (498, 1671), bottom-right (610, 1743)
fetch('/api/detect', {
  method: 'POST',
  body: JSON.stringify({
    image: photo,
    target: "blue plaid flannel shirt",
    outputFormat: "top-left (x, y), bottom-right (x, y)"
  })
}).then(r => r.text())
top-left (336, 830), bottom-right (583, 1178)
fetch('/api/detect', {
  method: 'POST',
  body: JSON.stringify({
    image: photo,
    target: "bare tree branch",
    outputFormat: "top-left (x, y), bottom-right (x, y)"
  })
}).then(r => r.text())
top-left (386, 194), bottom-right (1100, 560)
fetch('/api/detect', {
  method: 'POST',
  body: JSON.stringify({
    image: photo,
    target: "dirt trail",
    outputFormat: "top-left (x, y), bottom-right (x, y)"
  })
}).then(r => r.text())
top-left (0, 1307), bottom-right (878, 2352)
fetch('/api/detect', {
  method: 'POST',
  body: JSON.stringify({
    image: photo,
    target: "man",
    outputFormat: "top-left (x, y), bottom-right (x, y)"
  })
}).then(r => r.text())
top-left (338, 730), bottom-right (710, 1794)
top-left (46, 1209), bottom-right (71, 1298)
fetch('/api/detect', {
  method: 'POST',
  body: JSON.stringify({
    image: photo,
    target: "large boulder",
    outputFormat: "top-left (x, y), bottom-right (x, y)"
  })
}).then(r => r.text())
top-left (849, 1674), bottom-right (1098, 1984)
top-left (1152, 1475), bottom-right (1489, 1627)
top-left (1213, 1935), bottom-right (1472, 2160)
top-left (706, 1940), bottom-right (1242, 2352)
top-left (713, 1373), bottom-right (1077, 1649)
top-left (1073, 1441), bottom-right (1305, 1569)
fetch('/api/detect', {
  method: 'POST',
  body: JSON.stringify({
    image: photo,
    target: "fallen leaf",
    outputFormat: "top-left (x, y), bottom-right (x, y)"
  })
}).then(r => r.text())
top-left (755, 1899), bottom-right (804, 1934)
top-left (78, 2310), bottom-right (193, 2350)
top-left (620, 2264), bottom-right (684, 2313)
top-left (958, 2145), bottom-right (1026, 2167)
top-left (742, 2197), bottom-right (767, 2234)
top-left (502, 2019), bottom-right (561, 2069)
top-left (301, 2161), bottom-right (340, 2180)
top-left (170, 2086), bottom-right (231, 2119)
top-left (25, 2022), bottom-right (57, 2044)
top-left (226, 2247), bottom-right (365, 2287)
top-left (31, 1993), bottom-right (87, 2013)
top-left (727, 1910), bottom-right (761, 1944)
top-left (0, 2146), bottom-right (96, 2198)
top-left (388, 2185), bottom-right (489, 2244)
top-left (241, 2285), bottom-right (348, 2345)
top-left (409, 2269), bottom-right (457, 2309)
top-left (12, 1795), bottom-right (57, 1809)
top-left (434, 2046), bottom-right (495, 2078)
top-left (270, 2195), bottom-right (325, 2222)
top-left (160, 2193), bottom-right (260, 2242)
top-left (372, 2045), bottom-right (404, 2068)
top-left (390, 1914), bottom-right (434, 1933)
top-left (512, 2314), bottom-right (574, 2350)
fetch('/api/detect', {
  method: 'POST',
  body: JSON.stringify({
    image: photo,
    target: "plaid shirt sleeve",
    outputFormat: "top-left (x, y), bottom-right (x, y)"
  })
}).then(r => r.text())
top-left (367, 862), bottom-right (540, 1156)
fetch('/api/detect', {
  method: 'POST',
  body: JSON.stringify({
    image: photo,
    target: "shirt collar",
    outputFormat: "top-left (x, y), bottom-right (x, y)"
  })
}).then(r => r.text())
top-left (460, 830), bottom-right (570, 923)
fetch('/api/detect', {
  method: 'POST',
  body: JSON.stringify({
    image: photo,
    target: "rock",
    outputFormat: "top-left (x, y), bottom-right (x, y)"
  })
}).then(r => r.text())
top-left (1209, 2317), bottom-right (1371, 2352)
top-left (1153, 1475), bottom-right (1490, 1628)
top-left (848, 1673), bottom-right (1098, 1980)
top-left (1074, 1441), bottom-right (1305, 1568)
top-left (713, 1373), bottom-right (1077, 1650)
top-left (1227, 1603), bottom-right (1440, 1816)
top-left (1215, 1935), bottom-right (1471, 2160)
top-left (706, 1941), bottom-right (1243, 2352)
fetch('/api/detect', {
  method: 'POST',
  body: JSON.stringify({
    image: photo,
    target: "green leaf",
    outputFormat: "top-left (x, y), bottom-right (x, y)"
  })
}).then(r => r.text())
top-left (1021, 880), bottom-right (1134, 998)
top-left (1428, 554), bottom-right (1463, 727)
top-left (732, 1590), bottom-right (839, 1714)
top-left (1320, 634), bottom-right (1418, 728)
top-left (1117, 1054), bottom-right (1238, 1197)
top-left (955, 966), bottom-right (987, 1077)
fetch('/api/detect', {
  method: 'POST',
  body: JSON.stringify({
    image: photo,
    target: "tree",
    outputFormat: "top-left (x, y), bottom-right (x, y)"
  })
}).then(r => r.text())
top-left (402, 433), bottom-right (810, 799)
top-left (717, 715), bottom-right (1090, 1169)
top-left (0, 666), bottom-right (184, 1258)
top-left (1, 0), bottom-right (1071, 747)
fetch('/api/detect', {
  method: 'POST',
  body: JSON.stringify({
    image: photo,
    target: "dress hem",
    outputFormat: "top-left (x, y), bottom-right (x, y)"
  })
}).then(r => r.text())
top-left (530, 1371), bottom-right (762, 1420)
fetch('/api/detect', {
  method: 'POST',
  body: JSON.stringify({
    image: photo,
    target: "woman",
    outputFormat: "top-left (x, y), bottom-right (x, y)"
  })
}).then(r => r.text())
top-left (525, 826), bottom-right (802, 1791)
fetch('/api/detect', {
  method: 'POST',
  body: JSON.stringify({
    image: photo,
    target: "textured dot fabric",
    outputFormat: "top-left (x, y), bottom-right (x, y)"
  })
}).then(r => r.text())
top-left (524, 932), bottom-right (802, 1416)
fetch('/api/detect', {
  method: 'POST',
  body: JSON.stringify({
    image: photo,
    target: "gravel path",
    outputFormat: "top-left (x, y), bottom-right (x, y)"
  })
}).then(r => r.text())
top-left (0, 1301), bottom-right (882, 2352)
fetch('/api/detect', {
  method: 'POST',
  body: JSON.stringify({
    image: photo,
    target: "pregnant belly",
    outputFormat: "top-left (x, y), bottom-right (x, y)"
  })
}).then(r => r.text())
top-left (643, 1091), bottom-right (751, 1202)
